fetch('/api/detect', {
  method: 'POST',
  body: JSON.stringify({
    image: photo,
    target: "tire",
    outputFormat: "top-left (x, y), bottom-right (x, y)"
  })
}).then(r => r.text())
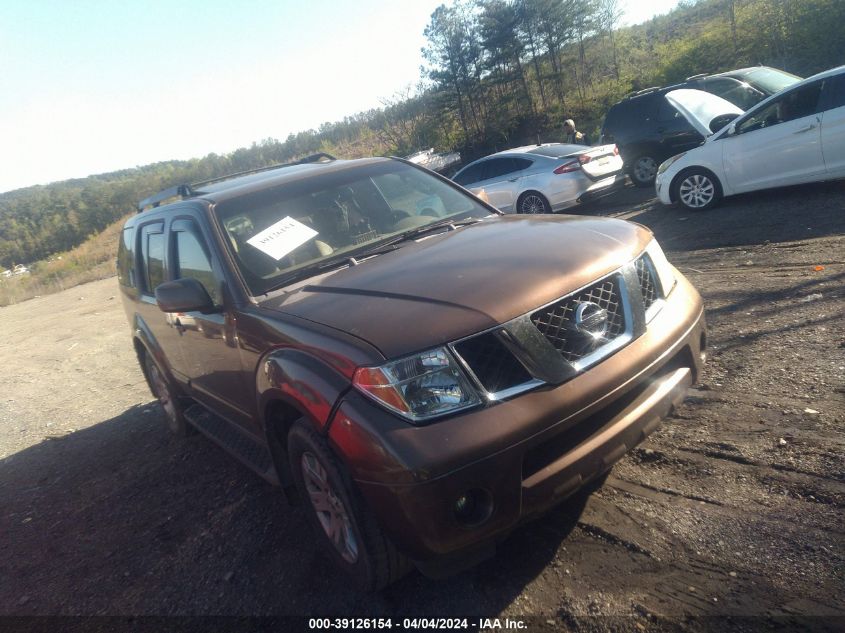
top-left (630, 154), bottom-right (659, 187)
top-left (671, 168), bottom-right (723, 211)
top-left (288, 420), bottom-right (411, 591)
top-left (516, 191), bottom-right (551, 214)
top-left (144, 352), bottom-right (193, 436)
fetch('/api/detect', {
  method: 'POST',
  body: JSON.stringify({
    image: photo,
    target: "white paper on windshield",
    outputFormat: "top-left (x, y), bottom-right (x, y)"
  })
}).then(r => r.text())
top-left (246, 216), bottom-right (319, 260)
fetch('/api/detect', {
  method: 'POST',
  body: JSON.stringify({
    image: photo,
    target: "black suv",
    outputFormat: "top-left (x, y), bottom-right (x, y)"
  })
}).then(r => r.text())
top-left (601, 66), bottom-right (801, 186)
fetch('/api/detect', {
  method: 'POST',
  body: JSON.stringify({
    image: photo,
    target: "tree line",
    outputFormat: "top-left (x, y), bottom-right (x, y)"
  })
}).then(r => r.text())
top-left (1, 0), bottom-right (842, 270)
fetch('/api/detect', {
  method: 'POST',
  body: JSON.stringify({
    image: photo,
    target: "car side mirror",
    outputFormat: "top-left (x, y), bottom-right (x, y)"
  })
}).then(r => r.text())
top-left (155, 278), bottom-right (216, 314)
top-left (709, 113), bottom-right (740, 133)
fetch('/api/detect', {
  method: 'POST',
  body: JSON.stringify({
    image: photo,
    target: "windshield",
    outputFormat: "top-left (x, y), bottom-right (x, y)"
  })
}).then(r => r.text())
top-left (740, 67), bottom-right (802, 94)
top-left (214, 160), bottom-right (493, 295)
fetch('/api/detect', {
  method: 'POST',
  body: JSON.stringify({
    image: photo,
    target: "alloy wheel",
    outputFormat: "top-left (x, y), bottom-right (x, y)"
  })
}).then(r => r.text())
top-left (149, 361), bottom-right (177, 425)
top-left (301, 451), bottom-right (359, 563)
top-left (679, 174), bottom-right (715, 208)
top-left (633, 156), bottom-right (657, 184)
top-left (520, 194), bottom-right (547, 214)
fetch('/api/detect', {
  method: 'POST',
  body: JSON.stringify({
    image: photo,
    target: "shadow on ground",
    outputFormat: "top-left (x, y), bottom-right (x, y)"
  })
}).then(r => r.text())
top-left (0, 403), bottom-right (593, 616)
top-left (579, 179), bottom-right (845, 251)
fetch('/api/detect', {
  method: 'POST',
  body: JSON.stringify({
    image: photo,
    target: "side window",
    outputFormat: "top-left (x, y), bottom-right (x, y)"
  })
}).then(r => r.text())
top-left (139, 223), bottom-right (165, 294)
top-left (511, 158), bottom-right (533, 171)
top-left (657, 99), bottom-right (681, 122)
top-left (454, 162), bottom-right (484, 186)
top-left (172, 221), bottom-right (220, 305)
top-left (820, 74), bottom-right (845, 111)
top-left (482, 158), bottom-right (514, 180)
top-left (117, 227), bottom-right (135, 287)
top-left (738, 81), bottom-right (824, 134)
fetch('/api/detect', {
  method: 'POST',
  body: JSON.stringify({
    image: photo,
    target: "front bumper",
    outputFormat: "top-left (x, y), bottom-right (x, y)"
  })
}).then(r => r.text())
top-left (327, 272), bottom-right (705, 564)
top-left (655, 172), bottom-right (674, 205)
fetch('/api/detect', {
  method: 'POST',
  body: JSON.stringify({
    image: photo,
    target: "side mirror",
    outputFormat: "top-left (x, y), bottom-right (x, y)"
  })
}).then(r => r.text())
top-left (155, 278), bottom-right (216, 314)
top-left (709, 113), bottom-right (740, 133)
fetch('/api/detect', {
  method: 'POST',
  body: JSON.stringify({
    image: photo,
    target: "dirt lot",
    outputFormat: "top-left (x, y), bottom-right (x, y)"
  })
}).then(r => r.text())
top-left (1, 181), bottom-right (843, 628)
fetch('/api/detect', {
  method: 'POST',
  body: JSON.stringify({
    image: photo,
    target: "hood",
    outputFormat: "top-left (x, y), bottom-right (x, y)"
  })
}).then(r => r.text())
top-left (258, 215), bottom-right (652, 359)
top-left (665, 88), bottom-right (743, 137)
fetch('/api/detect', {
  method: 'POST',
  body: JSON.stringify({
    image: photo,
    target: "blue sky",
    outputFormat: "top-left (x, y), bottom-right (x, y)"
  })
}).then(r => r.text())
top-left (0, 0), bottom-right (678, 193)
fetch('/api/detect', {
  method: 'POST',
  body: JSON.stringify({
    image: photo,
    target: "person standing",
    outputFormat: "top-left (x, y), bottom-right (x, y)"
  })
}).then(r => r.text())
top-left (563, 119), bottom-right (590, 145)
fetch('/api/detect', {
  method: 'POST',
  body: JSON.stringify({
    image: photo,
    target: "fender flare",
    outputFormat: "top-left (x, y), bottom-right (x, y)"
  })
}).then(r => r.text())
top-left (256, 347), bottom-right (353, 493)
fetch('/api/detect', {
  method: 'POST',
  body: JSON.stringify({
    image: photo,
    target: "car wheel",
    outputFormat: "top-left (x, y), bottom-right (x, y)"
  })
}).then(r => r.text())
top-left (288, 420), bottom-right (411, 591)
top-left (630, 154), bottom-right (658, 187)
top-left (517, 191), bottom-right (551, 214)
top-left (144, 352), bottom-right (193, 436)
top-left (672, 168), bottom-right (722, 210)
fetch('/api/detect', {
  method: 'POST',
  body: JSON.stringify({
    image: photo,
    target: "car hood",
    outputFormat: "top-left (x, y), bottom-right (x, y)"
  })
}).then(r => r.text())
top-left (665, 89), bottom-right (743, 138)
top-left (258, 215), bottom-right (652, 359)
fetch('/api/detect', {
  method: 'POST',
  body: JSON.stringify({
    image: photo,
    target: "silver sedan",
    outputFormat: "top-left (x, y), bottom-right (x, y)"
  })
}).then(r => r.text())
top-left (452, 143), bottom-right (626, 214)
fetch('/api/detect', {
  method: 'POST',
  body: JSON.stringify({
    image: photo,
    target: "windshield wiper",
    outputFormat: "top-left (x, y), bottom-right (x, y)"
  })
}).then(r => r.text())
top-left (262, 254), bottom-right (361, 293)
top-left (262, 217), bottom-right (485, 294)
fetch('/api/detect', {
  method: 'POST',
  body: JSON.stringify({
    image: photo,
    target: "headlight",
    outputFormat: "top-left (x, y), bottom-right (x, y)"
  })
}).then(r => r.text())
top-left (644, 239), bottom-right (676, 297)
top-left (657, 152), bottom-right (686, 176)
top-left (353, 347), bottom-right (480, 423)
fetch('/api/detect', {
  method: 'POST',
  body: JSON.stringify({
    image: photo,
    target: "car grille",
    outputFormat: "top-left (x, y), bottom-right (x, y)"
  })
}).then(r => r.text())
top-left (635, 254), bottom-right (658, 311)
top-left (451, 253), bottom-right (663, 398)
top-left (530, 277), bottom-right (626, 363)
top-left (453, 333), bottom-right (532, 394)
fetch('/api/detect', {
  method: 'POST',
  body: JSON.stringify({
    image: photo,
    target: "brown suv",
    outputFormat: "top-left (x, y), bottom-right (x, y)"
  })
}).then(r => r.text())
top-left (118, 153), bottom-right (706, 589)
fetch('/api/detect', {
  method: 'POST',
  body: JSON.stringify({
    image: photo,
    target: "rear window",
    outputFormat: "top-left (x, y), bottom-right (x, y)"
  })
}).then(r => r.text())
top-left (117, 227), bottom-right (135, 287)
top-left (528, 145), bottom-right (584, 158)
top-left (603, 96), bottom-right (654, 133)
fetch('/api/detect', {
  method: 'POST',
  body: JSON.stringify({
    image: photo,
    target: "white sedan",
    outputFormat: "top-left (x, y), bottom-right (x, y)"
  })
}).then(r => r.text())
top-left (656, 65), bottom-right (845, 210)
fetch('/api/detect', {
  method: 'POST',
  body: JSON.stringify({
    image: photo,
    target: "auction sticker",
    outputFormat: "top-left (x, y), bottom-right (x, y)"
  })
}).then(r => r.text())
top-left (247, 216), bottom-right (318, 260)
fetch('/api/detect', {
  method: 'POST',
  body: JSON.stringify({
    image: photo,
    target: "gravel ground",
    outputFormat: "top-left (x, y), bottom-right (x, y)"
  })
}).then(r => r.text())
top-left (1, 180), bottom-right (843, 630)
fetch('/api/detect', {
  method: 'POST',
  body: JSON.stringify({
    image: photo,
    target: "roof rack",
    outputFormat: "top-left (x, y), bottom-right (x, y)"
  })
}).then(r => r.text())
top-left (624, 86), bottom-right (663, 99)
top-left (685, 72), bottom-right (709, 81)
top-left (136, 152), bottom-right (337, 212)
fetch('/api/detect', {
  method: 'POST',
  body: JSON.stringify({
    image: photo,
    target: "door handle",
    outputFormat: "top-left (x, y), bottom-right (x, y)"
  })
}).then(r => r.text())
top-left (793, 124), bottom-right (816, 134)
top-left (508, 177), bottom-right (519, 182)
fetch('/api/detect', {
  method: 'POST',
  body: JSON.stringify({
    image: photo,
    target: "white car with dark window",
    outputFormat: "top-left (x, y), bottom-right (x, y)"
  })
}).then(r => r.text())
top-left (656, 65), bottom-right (845, 210)
top-left (452, 143), bottom-right (626, 214)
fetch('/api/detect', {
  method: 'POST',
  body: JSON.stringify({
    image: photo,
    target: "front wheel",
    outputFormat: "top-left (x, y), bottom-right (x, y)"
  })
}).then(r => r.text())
top-left (517, 191), bottom-right (551, 214)
top-left (288, 421), bottom-right (411, 590)
top-left (144, 352), bottom-right (193, 436)
top-left (630, 154), bottom-right (658, 187)
top-left (672, 168), bottom-right (722, 210)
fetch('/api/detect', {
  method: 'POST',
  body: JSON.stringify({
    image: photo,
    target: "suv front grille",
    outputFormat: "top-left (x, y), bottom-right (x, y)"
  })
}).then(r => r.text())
top-left (453, 333), bottom-right (532, 394)
top-left (530, 277), bottom-right (626, 363)
top-left (451, 253), bottom-right (665, 399)
top-left (635, 254), bottom-right (658, 311)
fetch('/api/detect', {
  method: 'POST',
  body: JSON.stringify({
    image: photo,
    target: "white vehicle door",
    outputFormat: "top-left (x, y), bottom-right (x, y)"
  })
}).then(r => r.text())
top-left (819, 73), bottom-right (845, 177)
top-left (467, 157), bottom-right (530, 213)
top-left (721, 80), bottom-right (825, 193)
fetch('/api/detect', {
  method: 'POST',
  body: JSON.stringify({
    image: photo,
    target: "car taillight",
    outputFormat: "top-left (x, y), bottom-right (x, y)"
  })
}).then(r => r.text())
top-left (613, 146), bottom-right (619, 155)
top-left (554, 161), bottom-right (580, 174)
top-left (578, 154), bottom-right (592, 165)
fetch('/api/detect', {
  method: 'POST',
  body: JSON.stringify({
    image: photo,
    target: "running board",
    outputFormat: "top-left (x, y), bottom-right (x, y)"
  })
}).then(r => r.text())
top-left (184, 404), bottom-right (279, 486)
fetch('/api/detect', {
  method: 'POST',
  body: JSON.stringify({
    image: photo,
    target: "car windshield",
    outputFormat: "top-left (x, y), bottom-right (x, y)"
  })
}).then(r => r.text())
top-left (740, 67), bottom-right (802, 94)
top-left (213, 160), bottom-right (493, 295)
